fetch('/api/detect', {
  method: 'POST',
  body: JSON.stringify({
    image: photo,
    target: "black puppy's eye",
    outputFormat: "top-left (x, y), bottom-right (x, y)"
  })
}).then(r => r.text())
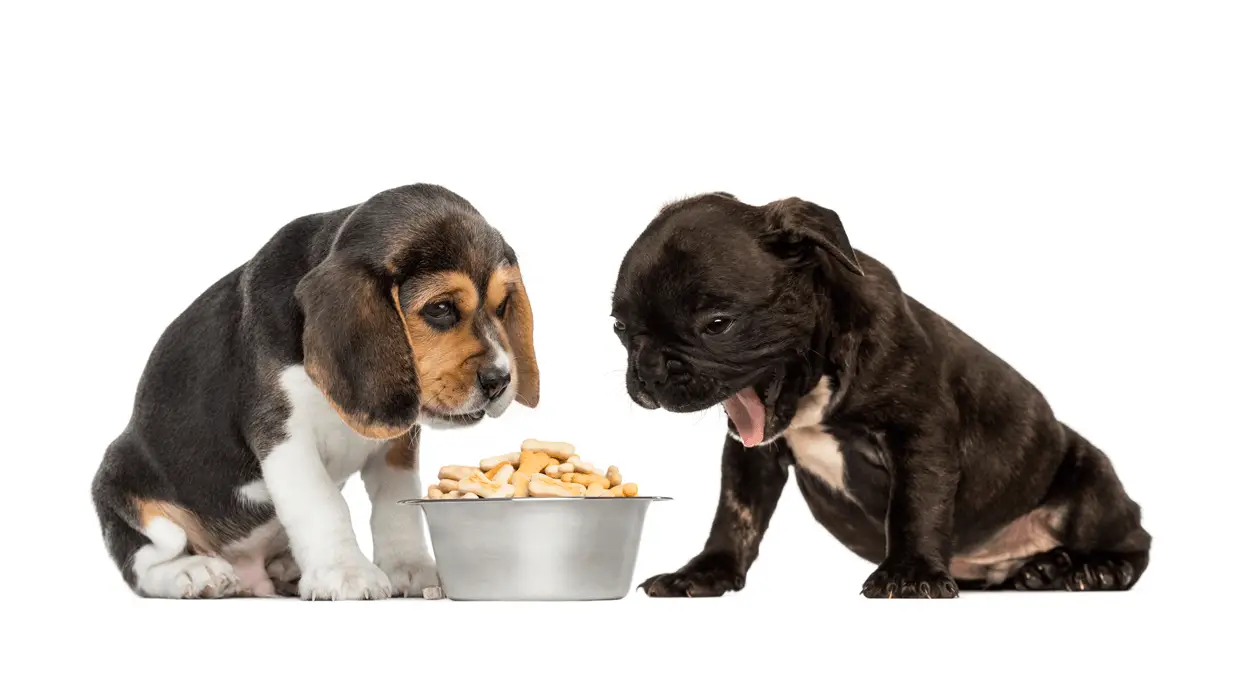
top-left (703, 317), bottom-right (734, 336)
top-left (495, 295), bottom-right (511, 319)
top-left (613, 319), bottom-right (627, 334)
top-left (421, 301), bottom-right (459, 328)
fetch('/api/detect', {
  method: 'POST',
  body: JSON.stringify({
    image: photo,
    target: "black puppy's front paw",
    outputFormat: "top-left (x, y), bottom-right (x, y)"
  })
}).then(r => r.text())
top-left (1013, 547), bottom-right (1140, 591)
top-left (639, 551), bottom-right (745, 598)
top-left (862, 558), bottom-right (959, 599)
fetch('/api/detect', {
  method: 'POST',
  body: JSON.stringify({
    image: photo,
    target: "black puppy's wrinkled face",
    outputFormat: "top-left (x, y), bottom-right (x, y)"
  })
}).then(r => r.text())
top-left (611, 192), bottom-right (864, 447)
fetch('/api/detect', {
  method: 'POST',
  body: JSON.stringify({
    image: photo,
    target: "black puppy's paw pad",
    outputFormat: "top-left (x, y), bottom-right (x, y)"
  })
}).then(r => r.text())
top-left (639, 554), bottom-right (745, 598)
top-left (1013, 548), bottom-right (1139, 592)
top-left (861, 560), bottom-right (958, 599)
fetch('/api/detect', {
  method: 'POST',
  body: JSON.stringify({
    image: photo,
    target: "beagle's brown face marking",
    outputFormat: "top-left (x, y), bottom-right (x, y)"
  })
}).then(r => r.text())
top-left (392, 270), bottom-right (487, 414)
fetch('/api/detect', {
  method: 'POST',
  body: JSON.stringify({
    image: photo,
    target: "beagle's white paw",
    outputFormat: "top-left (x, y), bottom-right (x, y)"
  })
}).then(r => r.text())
top-left (265, 551), bottom-right (302, 597)
top-left (298, 560), bottom-right (392, 601)
top-left (379, 559), bottom-right (440, 598)
top-left (140, 555), bottom-right (242, 599)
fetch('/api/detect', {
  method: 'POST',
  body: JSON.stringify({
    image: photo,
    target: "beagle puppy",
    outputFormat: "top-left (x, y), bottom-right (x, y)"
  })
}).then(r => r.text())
top-left (91, 183), bottom-right (539, 600)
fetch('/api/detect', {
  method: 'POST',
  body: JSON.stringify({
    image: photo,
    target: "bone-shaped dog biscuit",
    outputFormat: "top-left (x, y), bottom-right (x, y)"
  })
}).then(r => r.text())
top-left (516, 450), bottom-right (556, 476)
top-left (479, 452), bottom-right (521, 471)
top-left (606, 466), bottom-right (621, 488)
top-left (568, 472), bottom-right (610, 489)
top-left (585, 482), bottom-right (613, 497)
top-left (529, 473), bottom-right (587, 497)
top-left (521, 439), bottom-right (576, 459)
top-left (493, 463), bottom-right (515, 486)
top-left (485, 484), bottom-right (515, 498)
top-left (566, 456), bottom-right (596, 474)
top-left (512, 472), bottom-right (531, 497)
top-left (457, 471), bottom-right (513, 498)
top-left (546, 462), bottom-right (577, 477)
top-left (439, 465), bottom-right (481, 482)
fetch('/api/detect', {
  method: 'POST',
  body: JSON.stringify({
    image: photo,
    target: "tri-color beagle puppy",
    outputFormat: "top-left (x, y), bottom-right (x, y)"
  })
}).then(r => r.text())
top-left (91, 183), bottom-right (539, 600)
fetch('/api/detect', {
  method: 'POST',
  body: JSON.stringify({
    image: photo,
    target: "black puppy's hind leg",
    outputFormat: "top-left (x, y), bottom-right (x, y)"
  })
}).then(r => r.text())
top-left (640, 437), bottom-right (790, 597)
top-left (862, 428), bottom-right (961, 598)
top-left (1011, 425), bottom-right (1151, 592)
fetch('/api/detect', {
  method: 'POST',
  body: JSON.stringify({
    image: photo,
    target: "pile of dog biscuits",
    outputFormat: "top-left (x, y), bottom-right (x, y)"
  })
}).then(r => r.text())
top-left (426, 438), bottom-right (639, 499)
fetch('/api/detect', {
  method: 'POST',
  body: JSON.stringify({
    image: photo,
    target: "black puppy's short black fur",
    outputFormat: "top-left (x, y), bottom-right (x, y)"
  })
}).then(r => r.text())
top-left (611, 192), bottom-right (1151, 598)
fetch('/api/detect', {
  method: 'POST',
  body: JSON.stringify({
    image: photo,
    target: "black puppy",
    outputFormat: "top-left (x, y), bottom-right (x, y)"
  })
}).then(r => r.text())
top-left (610, 192), bottom-right (1150, 598)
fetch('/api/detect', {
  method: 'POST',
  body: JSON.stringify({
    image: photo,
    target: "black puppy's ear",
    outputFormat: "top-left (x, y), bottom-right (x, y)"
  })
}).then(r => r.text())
top-left (763, 197), bottom-right (865, 276)
top-left (295, 254), bottom-right (420, 440)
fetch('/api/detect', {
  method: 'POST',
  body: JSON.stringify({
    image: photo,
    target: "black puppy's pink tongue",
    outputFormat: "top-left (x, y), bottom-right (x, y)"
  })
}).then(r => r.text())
top-left (722, 387), bottom-right (766, 447)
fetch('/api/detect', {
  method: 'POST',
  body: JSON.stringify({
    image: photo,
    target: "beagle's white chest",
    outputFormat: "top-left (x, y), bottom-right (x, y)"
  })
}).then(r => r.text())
top-left (281, 365), bottom-right (387, 486)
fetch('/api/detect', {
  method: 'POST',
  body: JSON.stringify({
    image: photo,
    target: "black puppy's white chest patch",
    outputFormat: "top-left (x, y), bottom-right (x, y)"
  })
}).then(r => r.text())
top-left (783, 377), bottom-right (857, 504)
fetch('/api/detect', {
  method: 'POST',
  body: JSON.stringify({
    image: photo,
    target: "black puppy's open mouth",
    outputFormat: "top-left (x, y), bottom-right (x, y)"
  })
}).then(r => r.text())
top-left (641, 372), bottom-right (777, 447)
top-left (721, 386), bottom-right (767, 447)
top-left (719, 374), bottom-right (782, 448)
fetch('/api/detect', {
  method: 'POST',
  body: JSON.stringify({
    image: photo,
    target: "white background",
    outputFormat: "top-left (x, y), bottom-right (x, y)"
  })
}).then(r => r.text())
top-left (2, 1), bottom-right (1237, 681)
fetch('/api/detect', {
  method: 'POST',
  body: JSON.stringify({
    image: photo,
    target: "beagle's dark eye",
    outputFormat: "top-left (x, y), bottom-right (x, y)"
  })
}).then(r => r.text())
top-left (703, 317), bottom-right (734, 336)
top-left (495, 294), bottom-right (511, 319)
top-left (421, 301), bottom-right (459, 328)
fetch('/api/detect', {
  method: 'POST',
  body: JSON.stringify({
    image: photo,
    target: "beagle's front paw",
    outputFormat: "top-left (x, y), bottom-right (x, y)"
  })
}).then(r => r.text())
top-left (379, 559), bottom-right (440, 598)
top-left (299, 560), bottom-right (392, 601)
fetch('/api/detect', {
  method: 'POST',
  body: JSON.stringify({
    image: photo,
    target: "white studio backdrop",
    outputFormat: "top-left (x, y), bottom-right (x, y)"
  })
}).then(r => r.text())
top-left (1, 1), bottom-right (1237, 682)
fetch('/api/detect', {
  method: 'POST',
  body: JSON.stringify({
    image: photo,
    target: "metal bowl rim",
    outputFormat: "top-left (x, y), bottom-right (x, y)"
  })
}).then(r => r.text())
top-left (398, 496), bottom-right (672, 506)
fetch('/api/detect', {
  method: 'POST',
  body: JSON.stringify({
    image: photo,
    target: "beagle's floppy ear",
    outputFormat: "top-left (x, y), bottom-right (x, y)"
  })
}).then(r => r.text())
top-left (505, 269), bottom-right (540, 408)
top-left (763, 197), bottom-right (865, 276)
top-left (295, 255), bottom-right (420, 439)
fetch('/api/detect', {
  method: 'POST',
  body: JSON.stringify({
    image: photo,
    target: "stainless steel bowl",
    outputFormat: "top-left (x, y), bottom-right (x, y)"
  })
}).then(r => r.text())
top-left (399, 496), bottom-right (670, 601)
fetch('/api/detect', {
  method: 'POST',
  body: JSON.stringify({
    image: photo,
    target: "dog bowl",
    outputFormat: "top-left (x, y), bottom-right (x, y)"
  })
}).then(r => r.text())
top-left (399, 496), bottom-right (671, 601)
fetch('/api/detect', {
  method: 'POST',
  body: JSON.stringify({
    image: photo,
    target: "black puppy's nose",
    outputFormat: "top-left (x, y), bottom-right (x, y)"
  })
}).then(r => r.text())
top-left (635, 343), bottom-right (668, 386)
top-left (477, 366), bottom-right (511, 400)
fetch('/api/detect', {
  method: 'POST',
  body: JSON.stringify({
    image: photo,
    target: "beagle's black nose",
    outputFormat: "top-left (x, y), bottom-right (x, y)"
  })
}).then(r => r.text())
top-left (478, 366), bottom-right (511, 400)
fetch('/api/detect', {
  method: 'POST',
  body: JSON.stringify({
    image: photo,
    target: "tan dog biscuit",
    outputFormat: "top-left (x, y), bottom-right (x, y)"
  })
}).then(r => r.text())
top-left (521, 439), bottom-right (576, 459)
top-left (529, 474), bottom-right (587, 497)
top-left (492, 463), bottom-right (515, 486)
top-left (479, 452), bottom-right (521, 470)
top-left (439, 465), bottom-right (480, 482)
top-left (517, 450), bottom-right (556, 476)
